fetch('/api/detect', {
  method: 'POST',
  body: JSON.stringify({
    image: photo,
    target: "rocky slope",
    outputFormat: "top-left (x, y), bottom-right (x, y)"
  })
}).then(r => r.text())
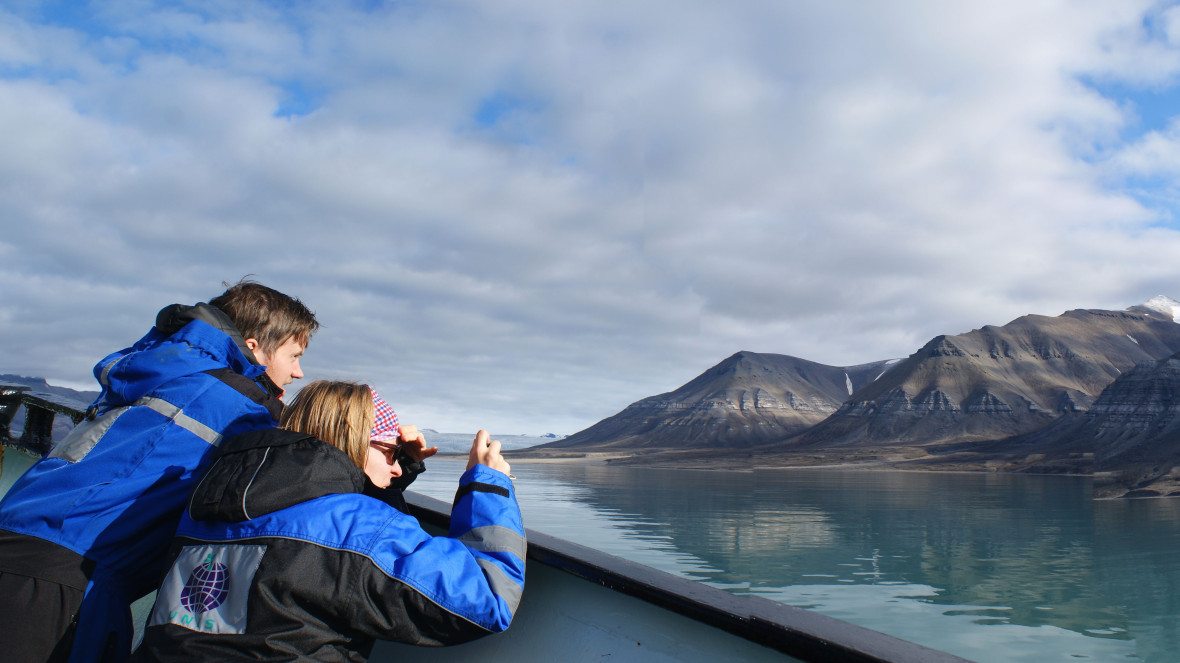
top-left (529, 299), bottom-right (1180, 477)
top-left (918, 352), bottom-right (1180, 497)
top-left (777, 306), bottom-right (1180, 452)
top-left (531, 351), bottom-right (899, 452)
top-left (1088, 352), bottom-right (1180, 498)
top-left (1091, 355), bottom-right (1180, 470)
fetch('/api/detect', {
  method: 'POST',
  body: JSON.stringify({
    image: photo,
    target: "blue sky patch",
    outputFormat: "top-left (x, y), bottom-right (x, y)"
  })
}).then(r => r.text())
top-left (472, 91), bottom-right (544, 145)
top-left (1087, 79), bottom-right (1180, 142)
top-left (475, 91), bottom-right (533, 128)
top-left (32, 0), bottom-right (100, 33)
top-left (274, 79), bottom-right (322, 118)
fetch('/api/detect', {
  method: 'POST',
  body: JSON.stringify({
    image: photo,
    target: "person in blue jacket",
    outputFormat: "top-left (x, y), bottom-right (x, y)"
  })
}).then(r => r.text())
top-left (131, 380), bottom-right (526, 662)
top-left (0, 279), bottom-right (319, 663)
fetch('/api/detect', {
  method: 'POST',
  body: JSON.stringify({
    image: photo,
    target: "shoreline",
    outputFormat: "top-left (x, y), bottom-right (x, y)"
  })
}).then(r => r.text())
top-left (492, 449), bottom-right (1179, 500)
top-left (370, 449), bottom-right (1179, 500)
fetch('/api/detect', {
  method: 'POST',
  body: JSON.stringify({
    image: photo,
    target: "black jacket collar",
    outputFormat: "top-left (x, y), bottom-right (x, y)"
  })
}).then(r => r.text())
top-left (188, 428), bottom-right (365, 523)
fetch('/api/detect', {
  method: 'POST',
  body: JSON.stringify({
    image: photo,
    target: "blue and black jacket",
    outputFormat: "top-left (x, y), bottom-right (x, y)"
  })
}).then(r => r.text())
top-left (0, 303), bottom-right (283, 662)
top-left (133, 428), bottom-right (525, 662)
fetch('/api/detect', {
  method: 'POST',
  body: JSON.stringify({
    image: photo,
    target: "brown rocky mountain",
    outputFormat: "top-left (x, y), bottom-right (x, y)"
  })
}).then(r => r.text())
top-left (1088, 352), bottom-right (1180, 498)
top-left (775, 305), bottom-right (1180, 454)
top-left (529, 300), bottom-right (1180, 474)
top-left (532, 351), bottom-right (899, 452)
top-left (1091, 355), bottom-right (1180, 469)
top-left (918, 351), bottom-right (1180, 497)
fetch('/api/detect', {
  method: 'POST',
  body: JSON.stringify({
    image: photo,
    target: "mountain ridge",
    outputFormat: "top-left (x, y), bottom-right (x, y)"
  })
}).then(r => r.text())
top-left (914, 349), bottom-right (1180, 497)
top-left (776, 306), bottom-right (1180, 451)
top-left (538, 351), bottom-right (900, 451)
top-left (528, 298), bottom-right (1180, 497)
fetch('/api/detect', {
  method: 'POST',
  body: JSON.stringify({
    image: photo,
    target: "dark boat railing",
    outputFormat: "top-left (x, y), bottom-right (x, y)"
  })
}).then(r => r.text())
top-left (0, 380), bottom-right (973, 663)
top-left (0, 382), bottom-right (89, 456)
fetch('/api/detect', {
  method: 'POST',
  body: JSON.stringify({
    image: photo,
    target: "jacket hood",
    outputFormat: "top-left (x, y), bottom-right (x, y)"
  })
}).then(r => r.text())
top-left (93, 303), bottom-right (268, 408)
top-left (155, 302), bottom-right (259, 365)
top-left (188, 428), bottom-right (367, 523)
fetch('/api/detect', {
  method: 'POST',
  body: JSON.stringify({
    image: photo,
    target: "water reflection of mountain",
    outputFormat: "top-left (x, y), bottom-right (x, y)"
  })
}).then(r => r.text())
top-left (1092, 500), bottom-right (1180, 662)
top-left (525, 463), bottom-right (1135, 640)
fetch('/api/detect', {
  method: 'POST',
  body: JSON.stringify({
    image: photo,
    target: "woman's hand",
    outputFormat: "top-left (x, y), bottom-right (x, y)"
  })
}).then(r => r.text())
top-left (398, 424), bottom-right (438, 463)
top-left (467, 429), bottom-right (511, 476)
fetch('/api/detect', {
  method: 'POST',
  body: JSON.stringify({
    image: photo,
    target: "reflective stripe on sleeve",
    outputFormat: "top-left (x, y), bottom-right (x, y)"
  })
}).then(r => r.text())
top-left (458, 526), bottom-right (527, 562)
top-left (475, 557), bottom-right (524, 615)
top-left (49, 405), bottom-right (129, 462)
top-left (48, 395), bottom-right (222, 463)
top-left (98, 356), bottom-right (124, 388)
top-left (137, 397), bottom-right (224, 447)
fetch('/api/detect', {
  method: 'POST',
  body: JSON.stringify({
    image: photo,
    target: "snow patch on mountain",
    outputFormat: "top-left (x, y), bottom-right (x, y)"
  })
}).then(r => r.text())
top-left (1142, 295), bottom-right (1180, 323)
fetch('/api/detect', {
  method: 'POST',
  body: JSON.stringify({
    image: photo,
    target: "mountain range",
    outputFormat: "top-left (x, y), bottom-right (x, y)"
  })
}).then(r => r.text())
top-left (921, 349), bottom-right (1180, 498)
top-left (529, 297), bottom-right (1180, 498)
top-left (535, 354), bottom-right (901, 451)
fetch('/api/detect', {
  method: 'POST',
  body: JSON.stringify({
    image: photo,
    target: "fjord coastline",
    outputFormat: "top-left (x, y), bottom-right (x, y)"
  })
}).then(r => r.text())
top-left (522, 299), bottom-right (1180, 500)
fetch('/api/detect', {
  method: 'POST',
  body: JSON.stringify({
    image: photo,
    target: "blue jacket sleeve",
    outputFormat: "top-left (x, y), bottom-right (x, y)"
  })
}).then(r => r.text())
top-left (448, 464), bottom-right (527, 621)
top-left (354, 464), bottom-right (526, 645)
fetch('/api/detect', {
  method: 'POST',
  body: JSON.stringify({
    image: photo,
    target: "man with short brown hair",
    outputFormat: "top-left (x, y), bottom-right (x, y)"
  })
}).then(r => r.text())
top-left (0, 279), bottom-right (318, 663)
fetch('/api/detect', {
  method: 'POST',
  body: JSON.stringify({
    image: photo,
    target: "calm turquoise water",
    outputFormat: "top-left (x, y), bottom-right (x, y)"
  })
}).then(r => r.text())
top-left (411, 458), bottom-right (1180, 663)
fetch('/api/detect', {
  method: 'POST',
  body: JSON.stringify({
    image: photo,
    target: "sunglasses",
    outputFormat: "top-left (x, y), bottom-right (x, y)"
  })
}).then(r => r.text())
top-left (369, 440), bottom-right (402, 463)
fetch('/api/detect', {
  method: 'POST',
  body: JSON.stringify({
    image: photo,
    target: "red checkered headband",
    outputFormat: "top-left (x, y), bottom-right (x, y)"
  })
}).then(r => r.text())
top-left (369, 387), bottom-right (401, 442)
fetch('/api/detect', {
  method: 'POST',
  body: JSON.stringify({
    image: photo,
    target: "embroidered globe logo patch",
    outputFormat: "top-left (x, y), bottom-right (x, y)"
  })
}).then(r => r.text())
top-left (181, 558), bottom-right (229, 612)
top-left (149, 544), bottom-right (265, 634)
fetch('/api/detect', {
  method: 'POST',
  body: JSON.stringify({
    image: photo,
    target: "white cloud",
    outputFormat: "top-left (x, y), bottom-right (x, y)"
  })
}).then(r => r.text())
top-left (3, 1), bottom-right (1180, 435)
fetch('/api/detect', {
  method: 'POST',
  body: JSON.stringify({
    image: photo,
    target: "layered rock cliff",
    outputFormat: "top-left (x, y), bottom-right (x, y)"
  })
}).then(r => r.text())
top-left (522, 298), bottom-right (1180, 492)
top-left (779, 307), bottom-right (1180, 451)
top-left (532, 299), bottom-right (1180, 480)
top-left (928, 352), bottom-right (1180, 497)
top-left (533, 351), bottom-right (898, 451)
top-left (1088, 353), bottom-right (1180, 497)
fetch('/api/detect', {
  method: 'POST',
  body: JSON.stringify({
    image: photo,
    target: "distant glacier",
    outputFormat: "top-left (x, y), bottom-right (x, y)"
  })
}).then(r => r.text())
top-left (420, 430), bottom-right (560, 453)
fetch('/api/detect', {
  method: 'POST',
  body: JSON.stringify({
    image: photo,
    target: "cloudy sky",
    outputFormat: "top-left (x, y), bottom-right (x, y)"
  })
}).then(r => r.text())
top-left (4, 1), bottom-right (1180, 436)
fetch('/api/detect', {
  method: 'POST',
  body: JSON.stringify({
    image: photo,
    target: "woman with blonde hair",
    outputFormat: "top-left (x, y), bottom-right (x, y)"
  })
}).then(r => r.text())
top-left (133, 380), bottom-right (524, 662)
